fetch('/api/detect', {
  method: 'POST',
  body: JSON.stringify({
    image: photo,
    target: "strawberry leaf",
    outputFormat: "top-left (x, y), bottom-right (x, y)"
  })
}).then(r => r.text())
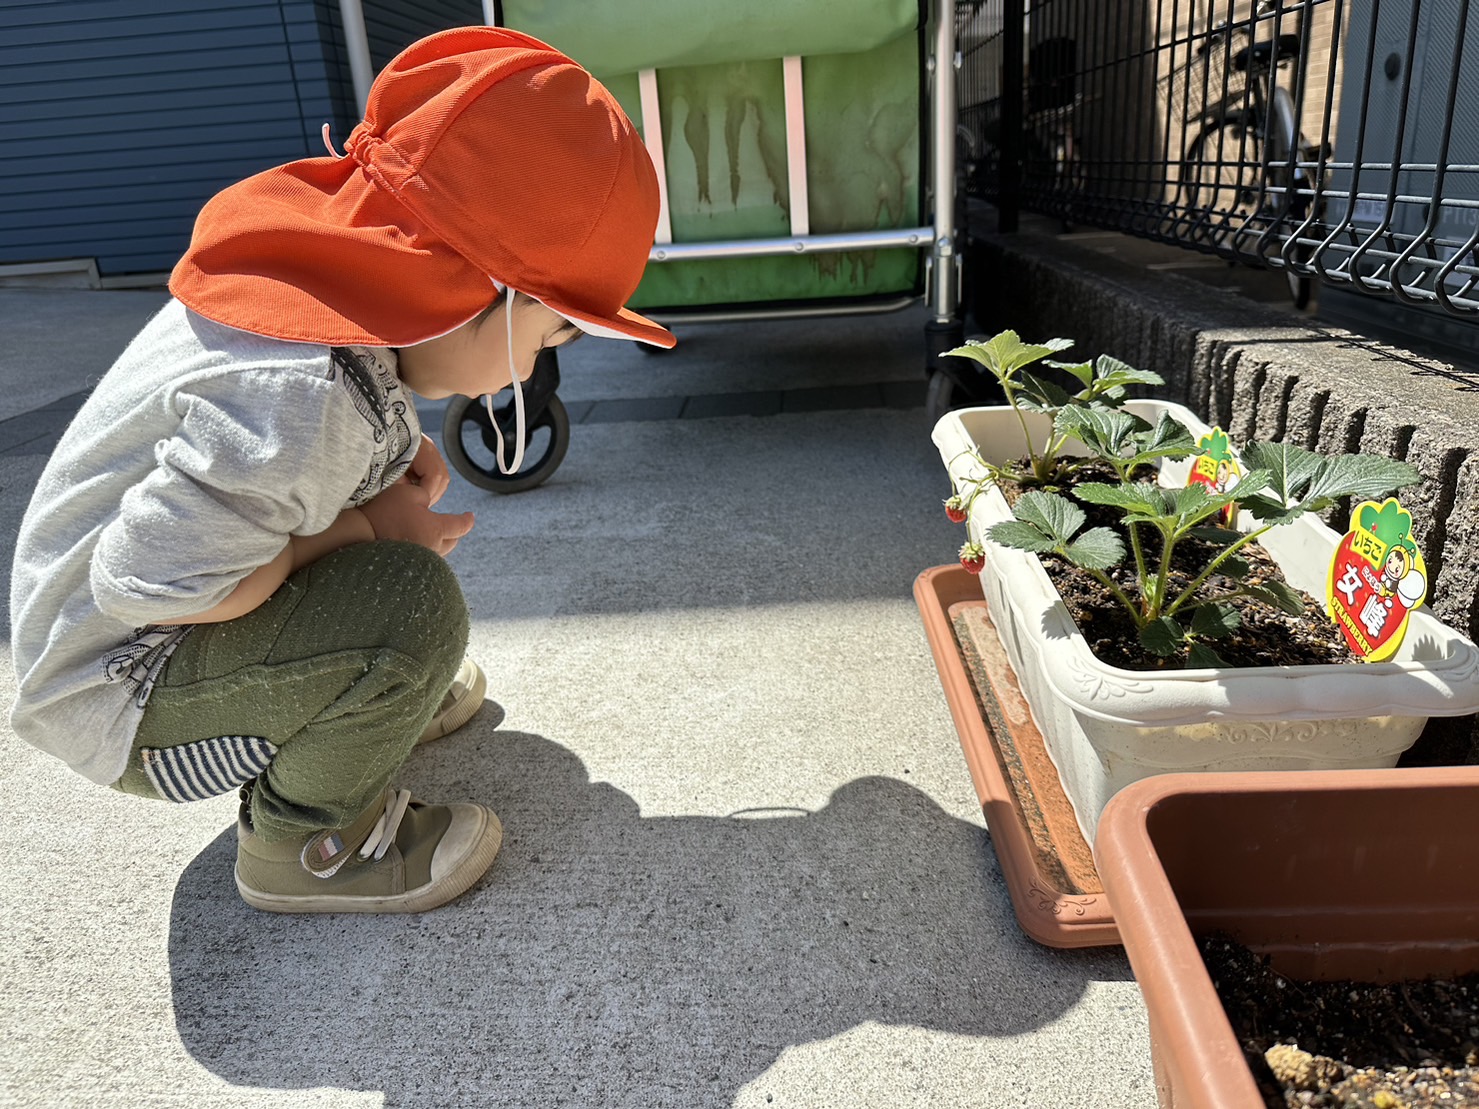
top-left (1236, 493), bottom-right (1304, 526)
top-left (1139, 616), bottom-right (1186, 656)
top-left (1063, 527), bottom-right (1126, 570)
top-left (1246, 580), bottom-right (1307, 615)
top-left (1190, 603), bottom-right (1241, 638)
top-left (1013, 490), bottom-right (1086, 543)
top-left (1218, 553), bottom-right (1251, 580)
top-left (943, 332), bottom-right (1075, 381)
top-left (1187, 642), bottom-right (1230, 668)
top-left (1074, 481), bottom-right (1166, 514)
top-left (1016, 372), bottom-right (1076, 413)
top-left (1093, 354), bottom-right (1165, 390)
top-left (1240, 441), bottom-right (1324, 503)
top-left (1134, 412), bottom-right (1198, 460)
top-left (1189, 525), bottom-right (1243, 543)
top-left (1045, 358), bottom-right (1096, 388)
top-left (988, 520), bottom-right (1058, 552)
top-left (1303, 454), bottom-right (1421, 505)
top-left (1055, 406), bottom-right (1144, 459)
top-left (1167, 483), bottom-right (1218, 516)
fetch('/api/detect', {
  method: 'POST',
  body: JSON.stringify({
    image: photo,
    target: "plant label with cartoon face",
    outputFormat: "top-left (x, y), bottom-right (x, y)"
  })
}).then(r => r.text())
top-left (1326, 498), bottom-right (1427, 662)
top-left (1186, 428), bottom-right (1241, 523)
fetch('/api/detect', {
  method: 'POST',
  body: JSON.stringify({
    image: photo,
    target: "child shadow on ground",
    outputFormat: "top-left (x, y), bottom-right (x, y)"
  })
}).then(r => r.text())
top-left (167, 729), bottom-right (1132, 1107)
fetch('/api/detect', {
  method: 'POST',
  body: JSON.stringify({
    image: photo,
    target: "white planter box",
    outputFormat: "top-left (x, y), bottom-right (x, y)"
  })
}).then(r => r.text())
top-left (932, 399), bottom-right (1479, 846)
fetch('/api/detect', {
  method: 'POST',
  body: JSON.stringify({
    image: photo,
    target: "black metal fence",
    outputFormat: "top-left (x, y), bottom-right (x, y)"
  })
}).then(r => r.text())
top-left (959, 0), bottom-right (1479, 316)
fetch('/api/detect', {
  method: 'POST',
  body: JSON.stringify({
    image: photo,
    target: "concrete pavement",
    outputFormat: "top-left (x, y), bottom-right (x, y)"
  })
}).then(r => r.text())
top-left (0, 288), bottom-right (1154, 1108)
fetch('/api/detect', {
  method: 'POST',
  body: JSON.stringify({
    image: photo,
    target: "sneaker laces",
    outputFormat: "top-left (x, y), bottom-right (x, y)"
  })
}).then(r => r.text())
top-left (358, 788), bottom-right (413, 862)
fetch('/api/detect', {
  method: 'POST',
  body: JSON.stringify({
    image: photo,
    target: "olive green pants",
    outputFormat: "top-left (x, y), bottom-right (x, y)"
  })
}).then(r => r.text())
top-left (113, 541), bottom-right (468, 843)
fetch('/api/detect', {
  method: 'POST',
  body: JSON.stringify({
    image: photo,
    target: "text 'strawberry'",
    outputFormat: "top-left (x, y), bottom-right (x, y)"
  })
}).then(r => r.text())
top-left (959, 541), bottom-right (986, 575)
top-left (944, 495), bottom-right (968, 523)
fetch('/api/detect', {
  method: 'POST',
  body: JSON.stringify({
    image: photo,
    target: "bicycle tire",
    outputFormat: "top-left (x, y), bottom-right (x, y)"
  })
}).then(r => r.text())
top-left (1181, 117), bottom-right (1263, 243)
top-left (1284, 241), bottom-right (1315, 309)
top-left (1266, 85), bottom-right (1319, 310)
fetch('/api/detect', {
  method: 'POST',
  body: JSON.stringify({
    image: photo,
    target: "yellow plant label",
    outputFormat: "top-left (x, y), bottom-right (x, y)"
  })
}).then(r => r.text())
top-left (1326, 497), bottom-right (1427, 662)
top-left (1186, 427), bottom-right (1241, 524)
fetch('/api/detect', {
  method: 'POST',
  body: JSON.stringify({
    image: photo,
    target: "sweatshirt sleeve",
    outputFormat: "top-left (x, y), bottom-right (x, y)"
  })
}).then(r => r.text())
top-left (89, 366), bottom-right (374, 626)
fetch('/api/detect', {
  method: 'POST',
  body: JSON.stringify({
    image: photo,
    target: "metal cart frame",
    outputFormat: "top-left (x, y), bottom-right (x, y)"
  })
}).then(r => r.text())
top-left (428, 0), bottom-right (970, 489)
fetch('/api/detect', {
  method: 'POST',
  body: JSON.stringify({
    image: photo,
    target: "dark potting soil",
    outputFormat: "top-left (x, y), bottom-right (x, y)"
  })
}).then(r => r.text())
top-left (997, 465), bottom-right (1357, 671)
top-left (1201, 935), bottom-right (1479, 1108)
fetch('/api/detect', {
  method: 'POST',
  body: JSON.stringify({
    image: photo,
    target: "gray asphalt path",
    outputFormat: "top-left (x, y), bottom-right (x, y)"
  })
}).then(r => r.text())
top-left (0, 289), bottom-right (1153, 1108)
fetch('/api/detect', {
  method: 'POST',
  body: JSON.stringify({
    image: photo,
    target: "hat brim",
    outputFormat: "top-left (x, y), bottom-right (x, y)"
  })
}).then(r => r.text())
top-left (531, 295), bottom-right (675, 349)
top-left (173, 156), bottom-right (675, 350)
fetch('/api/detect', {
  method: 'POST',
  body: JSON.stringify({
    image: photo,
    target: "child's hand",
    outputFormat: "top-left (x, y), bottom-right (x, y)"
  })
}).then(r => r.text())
top-left (400, 434), bottom-right (451, 505)
top-left (359, 482), bottom-right (475, 555)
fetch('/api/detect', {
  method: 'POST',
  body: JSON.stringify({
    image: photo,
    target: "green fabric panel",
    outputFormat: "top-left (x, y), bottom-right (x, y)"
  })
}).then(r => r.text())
top-left (654, 59), bottom-right (793, 241)
top-left (605, 33), bottom-right (922, 308)
top-left (628, 249), bottom-right (920, 309)
top-left (503, 0), bottom-right (919, 78)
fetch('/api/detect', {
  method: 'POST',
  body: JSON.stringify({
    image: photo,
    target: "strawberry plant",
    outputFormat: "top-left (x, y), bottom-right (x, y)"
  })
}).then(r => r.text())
top-left (940, 330), bottom-right (1168, 490)
top-left (939, 333), bottom-right (1197, 554)
top-left (988, 441), bottom-right (1421, 666)
top-left (936, 331), bottom-right (1424, 666)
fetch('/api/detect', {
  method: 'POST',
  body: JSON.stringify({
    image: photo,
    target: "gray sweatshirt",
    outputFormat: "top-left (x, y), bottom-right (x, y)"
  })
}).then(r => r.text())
top-left (9, 300), bottom-right (421, 785)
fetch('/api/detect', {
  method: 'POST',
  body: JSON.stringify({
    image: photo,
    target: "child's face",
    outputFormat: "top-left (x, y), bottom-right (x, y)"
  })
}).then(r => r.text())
top-left (395, 295), bottom-right (580, 400)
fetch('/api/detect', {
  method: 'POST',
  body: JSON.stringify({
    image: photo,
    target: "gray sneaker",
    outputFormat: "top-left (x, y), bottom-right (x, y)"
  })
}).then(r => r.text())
top-left (235, 786), bottom-right (502, 913)
top-left (418, 658), bottom-right (488, 744)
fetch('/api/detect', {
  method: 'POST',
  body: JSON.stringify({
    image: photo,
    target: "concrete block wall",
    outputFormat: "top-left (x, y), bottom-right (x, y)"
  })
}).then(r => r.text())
top-left (968, 230), bottom-right (1479, 762)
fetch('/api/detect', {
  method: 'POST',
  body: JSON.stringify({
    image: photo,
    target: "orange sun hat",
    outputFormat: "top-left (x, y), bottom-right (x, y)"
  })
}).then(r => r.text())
top-left (170, 26), bottom-right (675, 349)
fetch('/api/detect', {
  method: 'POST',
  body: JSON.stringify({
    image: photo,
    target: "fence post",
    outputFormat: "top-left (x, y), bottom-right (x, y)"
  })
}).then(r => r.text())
top-left (999, 0), bottom-right (1026, 232)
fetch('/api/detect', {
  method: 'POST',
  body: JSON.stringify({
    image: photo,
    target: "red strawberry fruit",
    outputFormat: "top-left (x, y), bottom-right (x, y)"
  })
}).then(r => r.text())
top-left (944, 495), bottom-right (967, 523)
top-left (958, 541), bottom-right (986, 574)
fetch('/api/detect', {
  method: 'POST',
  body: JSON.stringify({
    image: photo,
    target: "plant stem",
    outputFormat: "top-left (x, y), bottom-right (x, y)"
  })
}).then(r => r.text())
top-left (1164, 525), bottom-right (1273, 619)
top-left (1148, 525), bottom-right (1176, 620)
top-left (1003, 385), bottom-right (1044, 478)
top-left (1042, 427), bottom-right (1066, 474)
top-left (1192, 587), bottom-right (1276, 609)
top-left (1127, 520), bottom-right (1149, 587)
top-left (1073, 560), bottom-right (1143, 626)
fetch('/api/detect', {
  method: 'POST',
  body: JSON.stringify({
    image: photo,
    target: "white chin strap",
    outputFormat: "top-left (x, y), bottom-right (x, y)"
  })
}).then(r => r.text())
top-left (484, 287), bottom-right (527, 475)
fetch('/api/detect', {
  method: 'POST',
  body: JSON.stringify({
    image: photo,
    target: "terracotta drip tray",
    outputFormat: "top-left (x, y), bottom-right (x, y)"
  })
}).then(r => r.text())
top-left (914, 564), bottom-right (1120, 947)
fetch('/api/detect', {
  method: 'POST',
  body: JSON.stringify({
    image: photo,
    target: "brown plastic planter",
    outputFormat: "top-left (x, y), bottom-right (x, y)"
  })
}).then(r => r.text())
top-left (1095, 766), bottom-right (1479, 1109)
top-left (915, 564), bottom-right (1119, 947)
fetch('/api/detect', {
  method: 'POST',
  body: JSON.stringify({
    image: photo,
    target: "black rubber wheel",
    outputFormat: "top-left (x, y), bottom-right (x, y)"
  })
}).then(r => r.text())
top-left (925, 370), bottom-right (960, 427)
top-left (1287, 269), bottom-right (1313, 310)
top-left (441, 391), bottom-right (570, 493)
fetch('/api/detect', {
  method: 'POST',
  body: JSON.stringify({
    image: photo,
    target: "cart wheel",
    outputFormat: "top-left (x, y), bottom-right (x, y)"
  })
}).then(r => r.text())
top-left (925, 370), bottom-right (959, 427)
top-left (441, 391), bottom-right (570, 494)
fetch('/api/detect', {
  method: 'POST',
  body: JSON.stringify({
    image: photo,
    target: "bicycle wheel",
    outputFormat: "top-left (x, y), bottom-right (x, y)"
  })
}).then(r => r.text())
top-left (1181, 119), bottom-right (1263, 244)
top-left (1284, 246), bottom-right (1314, 309)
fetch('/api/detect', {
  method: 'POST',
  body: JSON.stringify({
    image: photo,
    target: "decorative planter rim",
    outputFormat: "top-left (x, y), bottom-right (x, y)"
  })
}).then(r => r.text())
top-left (932, 400), bottom-right (1479, 726)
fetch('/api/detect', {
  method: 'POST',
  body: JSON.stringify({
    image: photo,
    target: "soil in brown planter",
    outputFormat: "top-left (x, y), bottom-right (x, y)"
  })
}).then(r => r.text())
top-left (1200, 934), bottom-right (1479, 1109)
top-left (996, 464), bottom-right (1357, 671)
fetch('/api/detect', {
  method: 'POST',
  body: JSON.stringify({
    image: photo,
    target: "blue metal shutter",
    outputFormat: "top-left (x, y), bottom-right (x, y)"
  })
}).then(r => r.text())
top-left (0, 1), bottom-right (354, 277)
